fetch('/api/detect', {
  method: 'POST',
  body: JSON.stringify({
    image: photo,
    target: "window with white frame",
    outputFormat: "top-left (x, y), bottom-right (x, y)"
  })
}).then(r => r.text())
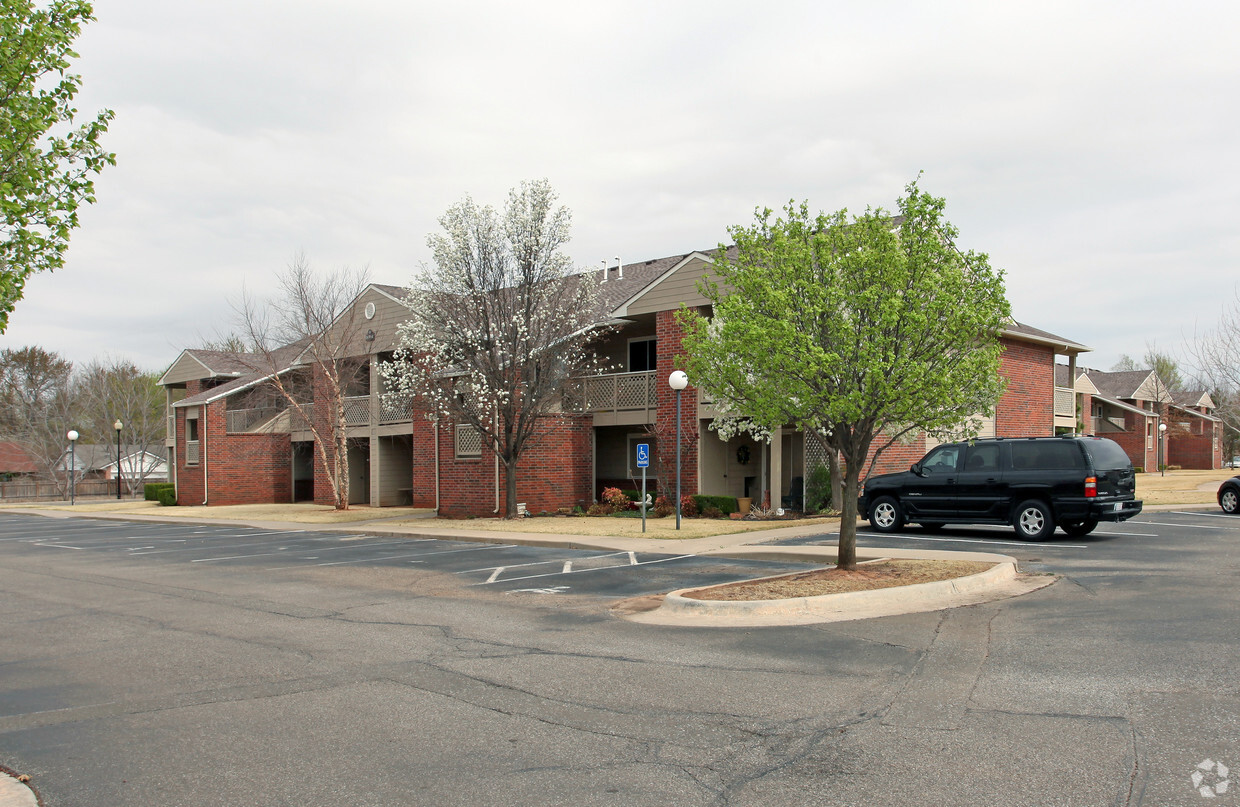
top-left (455, 423), bottom-right (483, 459)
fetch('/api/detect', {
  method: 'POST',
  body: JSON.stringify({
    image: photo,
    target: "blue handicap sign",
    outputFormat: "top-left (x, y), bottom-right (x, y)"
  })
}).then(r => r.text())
top-left (636, 443), bottom-right (650, 468)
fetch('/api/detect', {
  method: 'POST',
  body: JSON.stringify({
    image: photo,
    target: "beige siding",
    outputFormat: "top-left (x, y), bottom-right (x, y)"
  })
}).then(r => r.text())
top-left (160, 352), bottom-right (214, 385)
top-left (626, 257), bottom-right (726, 316)
top-left (326, 287), bottom-right (411, 359)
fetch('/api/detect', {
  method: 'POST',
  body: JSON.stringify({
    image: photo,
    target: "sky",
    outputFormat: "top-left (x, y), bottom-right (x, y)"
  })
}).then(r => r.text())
top-left (3, 0), bottom-right (1238, 378)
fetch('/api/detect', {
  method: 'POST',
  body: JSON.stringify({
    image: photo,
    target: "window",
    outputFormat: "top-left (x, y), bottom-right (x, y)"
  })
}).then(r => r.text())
top-left (185, 408), bottom-right (200, 466)
top-left (920, 444), bottom-right (962, 473)
top-left (455, 423), bottom-right (483, 459)
top-left (628, 338), bottom-right (656, 372)
top-left (963, 444), bottom-right (999, 472)
top-left (1011, 441), bottom-right (1085, 470)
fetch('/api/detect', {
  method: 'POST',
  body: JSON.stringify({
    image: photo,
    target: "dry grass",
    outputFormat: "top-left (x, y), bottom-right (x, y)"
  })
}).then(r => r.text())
top-left (685, 559), bottom-right (996, 601)
top-left (384, 514), bottom-right (841, 539)
top-left (1135, 469), bottom-right (1236, 506)
top-left (21, 500), bottom-right (436, 524)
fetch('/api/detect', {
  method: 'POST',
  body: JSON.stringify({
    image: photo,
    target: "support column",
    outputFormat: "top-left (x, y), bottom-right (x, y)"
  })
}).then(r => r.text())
top-left (770, 427), bottom-right (783, 509)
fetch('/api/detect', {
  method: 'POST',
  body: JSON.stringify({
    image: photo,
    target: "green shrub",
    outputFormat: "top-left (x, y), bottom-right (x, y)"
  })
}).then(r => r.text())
top-left (145, 482), bottom-right (175, 502)
top-left (690, 494), bottom-right (738, 515)
top-left (157, 488), bottom-right (177, 506)
top-left (620, 489), bottom-right (642, 502)
top-left (1133, 466), bottom-right (1144, 474)
top-left (805, 464), bottom-right (833, 513)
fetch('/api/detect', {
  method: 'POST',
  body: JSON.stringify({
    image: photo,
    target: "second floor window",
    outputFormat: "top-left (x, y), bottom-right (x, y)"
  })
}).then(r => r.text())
top-left (629, 338), bottom-right (656, 372)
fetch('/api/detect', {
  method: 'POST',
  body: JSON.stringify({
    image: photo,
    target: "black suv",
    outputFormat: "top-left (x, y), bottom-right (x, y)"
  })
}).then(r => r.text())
top-left (859, 436), bottom-right (1143, 540)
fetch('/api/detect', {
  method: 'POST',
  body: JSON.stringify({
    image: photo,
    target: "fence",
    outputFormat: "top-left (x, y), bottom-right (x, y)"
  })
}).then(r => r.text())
top-left (0, 479), bottom-right (115, 501)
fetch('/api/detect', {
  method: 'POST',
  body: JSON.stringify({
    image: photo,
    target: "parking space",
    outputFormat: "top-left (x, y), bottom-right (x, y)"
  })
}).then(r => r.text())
top-left (0, 514), bottom-right (813, 598)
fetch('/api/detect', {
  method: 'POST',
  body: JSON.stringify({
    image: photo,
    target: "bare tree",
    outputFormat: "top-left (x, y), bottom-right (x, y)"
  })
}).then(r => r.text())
top-left (238, 253), bottom-right (371, 510)
top-left (1188, 290), bottom-right (1240, 456)
top-left (75, 358), bottom-right (165, 496)
top-left (0, 346), bottom-right (77, 495)
top-left (384, 179), bottom-right (609, 518)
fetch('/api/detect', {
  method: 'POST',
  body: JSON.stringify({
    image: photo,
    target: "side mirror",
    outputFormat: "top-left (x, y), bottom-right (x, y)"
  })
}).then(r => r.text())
top-left (910, 463), bottom-right (923, 476)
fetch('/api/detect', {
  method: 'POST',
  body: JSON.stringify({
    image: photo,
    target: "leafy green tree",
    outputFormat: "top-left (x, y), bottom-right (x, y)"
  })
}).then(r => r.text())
top-left (1, 0), bottom-right (114, 332)
top-left (680, 180), bottom-right (1010, 569)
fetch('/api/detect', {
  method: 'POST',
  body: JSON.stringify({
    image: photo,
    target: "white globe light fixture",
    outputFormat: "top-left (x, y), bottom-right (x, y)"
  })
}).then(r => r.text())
top-left (668, 371), bottom-right (689, 529)
top-left (67, 430), bottom-right (79, 505)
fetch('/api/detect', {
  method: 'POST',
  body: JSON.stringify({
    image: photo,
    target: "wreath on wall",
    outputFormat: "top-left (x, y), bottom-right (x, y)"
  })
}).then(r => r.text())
top-left (736, 445), bottom-right (751, 465)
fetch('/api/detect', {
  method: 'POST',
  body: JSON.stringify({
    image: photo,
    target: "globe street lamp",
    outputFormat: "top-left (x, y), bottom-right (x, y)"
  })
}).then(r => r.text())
top-left (668, 370), bottom-right (689, 530)
top-left (1159, 421), bottom-right (1167, 477)
top-left (67, 430), bottom-right (79, 505)
top-left (114, 419), bottom-right (124, 499)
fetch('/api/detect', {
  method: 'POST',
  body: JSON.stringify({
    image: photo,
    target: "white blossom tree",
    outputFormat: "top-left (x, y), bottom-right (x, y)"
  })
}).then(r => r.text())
top-left (384, 179), bottom-right (608, 518)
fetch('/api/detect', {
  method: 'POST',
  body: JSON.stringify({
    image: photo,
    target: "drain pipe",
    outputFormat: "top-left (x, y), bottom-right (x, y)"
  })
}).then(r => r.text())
top-left (201, 405), bottom-right (209, 505)
top-left (434, 418), bottom-right (440, 514)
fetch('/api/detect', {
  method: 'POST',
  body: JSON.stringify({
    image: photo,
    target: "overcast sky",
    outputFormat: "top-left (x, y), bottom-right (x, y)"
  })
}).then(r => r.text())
top-left (3, 0), bottom-right (1238, 378)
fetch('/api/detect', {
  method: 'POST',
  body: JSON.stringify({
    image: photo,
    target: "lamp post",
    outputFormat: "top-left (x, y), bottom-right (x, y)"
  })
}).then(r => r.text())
top-left (669, 370), bottom-right (688, 530)
top-left (114, 419), bottom-right (124, 499)
top-left (67, 430), bottom-right (79, 505)
top-left (1159, 422), bottom-right (1167, 477)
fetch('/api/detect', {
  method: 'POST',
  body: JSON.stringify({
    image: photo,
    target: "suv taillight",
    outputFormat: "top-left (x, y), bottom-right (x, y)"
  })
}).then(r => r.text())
top-left (1085, 477), bottom-right (1097, 498)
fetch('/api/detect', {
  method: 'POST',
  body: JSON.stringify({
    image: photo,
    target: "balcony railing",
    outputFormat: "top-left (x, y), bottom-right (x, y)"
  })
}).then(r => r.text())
top-left (1054, 386), bottom-right (1075, 418)
top-left (226, 407), bottom-right (283, 433)
top-left (380, 392), bottom-right (413, 425)
top-left (343, 395), bottom-right (369, 426)
top-left (566, 371), bottom-right (657, 414)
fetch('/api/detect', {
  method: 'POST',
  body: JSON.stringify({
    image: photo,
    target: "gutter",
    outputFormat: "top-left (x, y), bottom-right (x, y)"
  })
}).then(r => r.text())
top-left (434, 419), bottom-right (440, 514)
top-left (201, 405), bottom-right (209, 505)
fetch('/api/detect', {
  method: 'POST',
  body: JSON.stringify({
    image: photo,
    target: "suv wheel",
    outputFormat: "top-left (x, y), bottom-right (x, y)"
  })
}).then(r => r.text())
top-left (1013, 499), bottom-right (1054, 541)
top-left (1221, 487), bottom-right (1239, 515)
top-left (870, 496), bottom-right (905, 533)
top-left (1061, 518), bottom-right (1098, 538)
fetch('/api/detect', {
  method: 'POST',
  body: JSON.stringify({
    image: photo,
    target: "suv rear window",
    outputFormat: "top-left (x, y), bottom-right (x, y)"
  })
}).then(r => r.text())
top-left (1010, 441), bottom-right (1085, 470)
top-left (1083, 438), bottom-right (1133, 471)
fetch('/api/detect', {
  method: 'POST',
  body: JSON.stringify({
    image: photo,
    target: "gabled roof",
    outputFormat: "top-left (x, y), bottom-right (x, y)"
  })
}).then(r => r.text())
top-left (1092, 393), bottom-right (1158, 419)
top-left (159, 349), bottom-right (254, 386)
top-left (1173, 389), bottom-right (1214, 410)
top-left (174, 341), bottom-right (308, 408)
top-left (1002, 321), bottom-right (1090, 354)
top-left (1169, 403), bottom-right (1220, 423)
top-left (1086, 369), bottom-right (1169, 402)
top-left (0, 442), bottom-right (38, 474)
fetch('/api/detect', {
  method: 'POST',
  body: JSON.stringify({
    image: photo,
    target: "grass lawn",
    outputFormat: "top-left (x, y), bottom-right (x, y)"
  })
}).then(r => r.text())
top-left (1134, 468), bottom-right (1235, 506)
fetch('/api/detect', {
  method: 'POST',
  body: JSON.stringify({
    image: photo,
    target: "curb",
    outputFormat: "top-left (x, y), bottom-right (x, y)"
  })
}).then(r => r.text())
top-left (0, 767), bottom-right (39, 807)
top-left (622, 561), bottom-right (1055, 627)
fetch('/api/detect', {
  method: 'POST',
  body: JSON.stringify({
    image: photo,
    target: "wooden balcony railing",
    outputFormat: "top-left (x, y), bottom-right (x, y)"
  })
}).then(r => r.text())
top-left (566, 371), bottom-right (657, 414)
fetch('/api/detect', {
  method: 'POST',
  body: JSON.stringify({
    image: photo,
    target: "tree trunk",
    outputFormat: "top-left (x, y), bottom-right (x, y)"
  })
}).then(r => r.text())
top-left (504, 459), bottom-right (518, 519)
top-left (837, 458), bottom-right (862, 570)
top-left (827, 448), bottom-right (843, 512)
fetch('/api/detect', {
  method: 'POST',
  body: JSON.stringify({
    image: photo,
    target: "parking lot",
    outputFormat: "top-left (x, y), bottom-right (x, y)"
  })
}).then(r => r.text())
top-left (0, 513), bottom-right (815, 599)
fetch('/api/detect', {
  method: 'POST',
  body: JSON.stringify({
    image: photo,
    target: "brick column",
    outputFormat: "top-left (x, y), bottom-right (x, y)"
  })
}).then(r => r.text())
top-left (655, 309), bottom-right (699, 497)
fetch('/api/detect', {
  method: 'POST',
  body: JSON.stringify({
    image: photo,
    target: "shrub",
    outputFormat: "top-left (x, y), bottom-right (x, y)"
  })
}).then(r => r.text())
top-left (1133, 466), bottom-right (1144, 474)
top-left (601, 487), bottom-right (630, 508)
top-left (690, 494), bottom-right (739, 515)
top-left (144, 483), bottom-right (175, 502)
top-left (620, 489), bottom-right (642, 503)
top-left (157, 488), bottom-right (177, 506)
top-left (702, 506), bottom-right (722, 519)
top-left (586, 502), bottom-right (614, 516)
top-left (680, 495), bottom-right (699, 517)
top-left (652, 495), bottom-right (674, 518)
top-left (805, 464), bottom-right (833, 513)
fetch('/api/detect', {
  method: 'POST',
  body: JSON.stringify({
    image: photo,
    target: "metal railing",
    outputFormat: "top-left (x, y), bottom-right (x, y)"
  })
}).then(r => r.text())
top-left (225, 407), bottom-right (283, 433)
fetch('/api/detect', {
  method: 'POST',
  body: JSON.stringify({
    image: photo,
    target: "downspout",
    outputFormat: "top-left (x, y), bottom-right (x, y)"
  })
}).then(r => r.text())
top-left (434, 419), bottom-right (440, 514)
top-left (493, 405), bottom-right (501, 514)
top-left (201, 404), bottom-right (209, 506)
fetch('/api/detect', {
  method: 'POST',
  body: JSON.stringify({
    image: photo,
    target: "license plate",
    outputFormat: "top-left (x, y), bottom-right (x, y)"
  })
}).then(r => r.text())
top-left (1114, 503), bottom-right (1123, 512)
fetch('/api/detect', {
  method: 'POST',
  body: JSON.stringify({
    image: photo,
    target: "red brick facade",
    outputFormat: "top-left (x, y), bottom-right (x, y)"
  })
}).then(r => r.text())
top-left (996, 338), bottom-right (1054, 436)
top-left (175, 399), bottom-right (292, 506)
top-left (655, 309), bottom-right (699, 497)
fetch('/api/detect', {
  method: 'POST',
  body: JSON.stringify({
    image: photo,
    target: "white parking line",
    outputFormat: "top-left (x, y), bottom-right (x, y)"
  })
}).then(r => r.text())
top-left (562, 561), bottom-right (573, 574)
top-left (1171, 511), bottom-right (1240, 520)
top-left (899, 535), bottom-right (1089, 549)
top-left (475, 554), bottom-right (696, 585)
top-left (1132, 520), bottom-right (1231, 530)
top-left (190, 539), bottom-right (415, 563)
top-left (31, 542), bottom-right (83, 550)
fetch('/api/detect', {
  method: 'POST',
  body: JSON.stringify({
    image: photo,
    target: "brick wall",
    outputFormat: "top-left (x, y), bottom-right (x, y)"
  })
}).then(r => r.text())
top-left (655, 309), bottom-right (699, 496)
top-left (175, 400), bottom-right (292, 505)
top-left (996, 338), bottom-right (1054, 436)
top-left (431, 414), bottom-right (593, 516)
top-left (1168, 433), bottom-right (1217, 469)
top-left (1110, 411), bottom-right (1155, 470)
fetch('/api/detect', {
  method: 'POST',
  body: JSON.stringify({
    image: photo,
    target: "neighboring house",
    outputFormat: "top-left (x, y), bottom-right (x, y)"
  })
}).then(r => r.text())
top-left (1060, 366), bottom-right (1223, 470)
top-left (159, 251), bottom-right (1092, 514)
top-left (0, 442), bottom-right (38, 479)
top-left (57, 444), bottom-right (169, 484)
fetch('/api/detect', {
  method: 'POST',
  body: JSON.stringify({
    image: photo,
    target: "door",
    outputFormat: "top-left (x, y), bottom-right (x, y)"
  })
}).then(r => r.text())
top-left (956, 442), bottom-right (1006, 518)
top-left (903, 443), bottom-right (963, 519)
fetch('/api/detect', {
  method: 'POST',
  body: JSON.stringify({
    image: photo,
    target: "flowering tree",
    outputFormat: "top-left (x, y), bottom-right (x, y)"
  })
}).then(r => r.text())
top-left (384, 180), bottom-right (607, 518)
top-left (680, 180), bottom-right (1010, 569)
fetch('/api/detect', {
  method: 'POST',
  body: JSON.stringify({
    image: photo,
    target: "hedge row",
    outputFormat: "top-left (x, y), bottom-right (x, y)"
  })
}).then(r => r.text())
top-left (144, 483), bottom-right (175, 502)
top-left (691, 494), bottom-right (739, 515)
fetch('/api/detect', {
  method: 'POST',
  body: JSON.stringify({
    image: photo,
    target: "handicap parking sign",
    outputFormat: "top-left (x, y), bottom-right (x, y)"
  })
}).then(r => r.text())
top-left (636, 443), bottom-right (650, 468)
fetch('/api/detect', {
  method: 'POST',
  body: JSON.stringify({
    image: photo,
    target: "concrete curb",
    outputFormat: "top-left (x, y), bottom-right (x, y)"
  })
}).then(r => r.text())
top-left (0, 770), bottom-right (39, 807)
top-left (623, 561), bottom-right (1056, 628)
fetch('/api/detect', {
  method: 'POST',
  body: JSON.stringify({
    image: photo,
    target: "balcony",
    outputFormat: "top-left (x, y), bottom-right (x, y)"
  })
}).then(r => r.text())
top-left (226, 407), bottom-right (284, 433)
top-left (1053, 386), bottom-right (1075, 418)
top-left (567, 371), bottom-right (657, 425)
